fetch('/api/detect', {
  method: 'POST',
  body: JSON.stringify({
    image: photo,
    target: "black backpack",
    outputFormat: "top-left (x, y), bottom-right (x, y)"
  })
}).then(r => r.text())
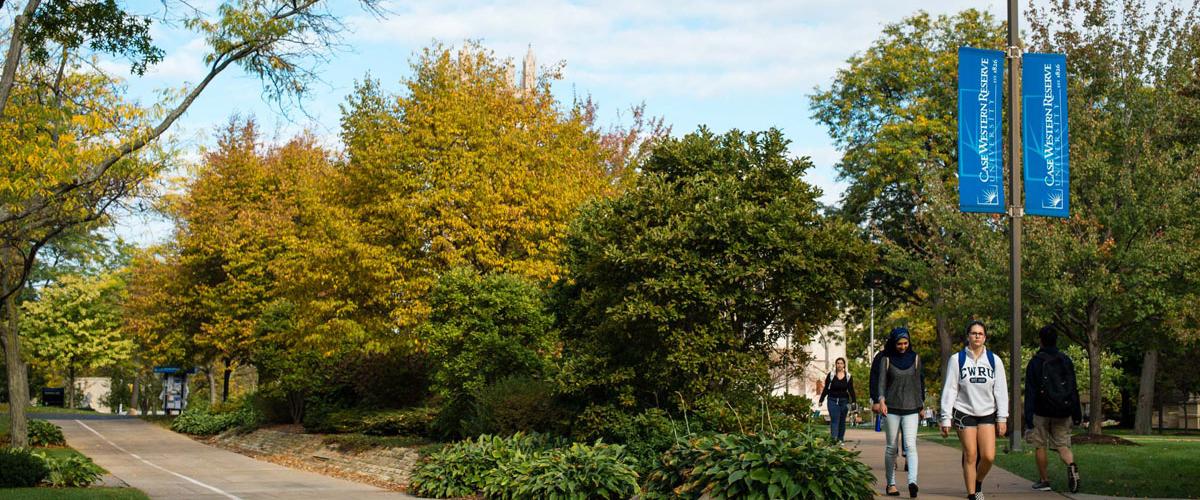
top-left (1035, 352), bottom-right (1075, 417)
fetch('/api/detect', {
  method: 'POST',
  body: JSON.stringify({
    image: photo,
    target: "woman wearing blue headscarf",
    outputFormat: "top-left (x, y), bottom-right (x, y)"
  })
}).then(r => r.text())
top-left (877, 326), bottom-right (926, 498)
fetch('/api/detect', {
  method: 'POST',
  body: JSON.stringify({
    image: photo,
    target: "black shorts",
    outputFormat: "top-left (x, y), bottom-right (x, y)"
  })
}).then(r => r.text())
top-left (952, 409), bottom-right (997, 429)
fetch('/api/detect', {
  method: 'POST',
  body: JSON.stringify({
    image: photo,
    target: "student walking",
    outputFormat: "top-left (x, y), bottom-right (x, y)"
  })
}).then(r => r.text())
top-left (1023, 324), bottom-right (1082, 493)
top-left (877, 327), bottom-right (925, 497)
top-left (940, 320), bottom-right (1008, 500)
top-left (818, 357), bottom-right (856, 442)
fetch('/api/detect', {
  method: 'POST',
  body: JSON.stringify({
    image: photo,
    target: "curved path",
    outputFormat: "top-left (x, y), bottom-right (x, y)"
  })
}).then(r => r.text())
top-left (44, 415), bottom-right (417, 499)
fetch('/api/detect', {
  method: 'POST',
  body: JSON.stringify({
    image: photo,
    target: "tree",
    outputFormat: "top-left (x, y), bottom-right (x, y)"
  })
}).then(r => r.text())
top-left (21, 271), bottom-right (131, 407)
top-left (810, 10), bottom-right (1010, 378)
top-left (1023, 0), bottom-right (1200, 435)
top-left (2, 0), bottom-right (383, 446)
top-left (334, 42), bottom-right (611, 343)
top-left (556, 128), bottom-right (872, 411)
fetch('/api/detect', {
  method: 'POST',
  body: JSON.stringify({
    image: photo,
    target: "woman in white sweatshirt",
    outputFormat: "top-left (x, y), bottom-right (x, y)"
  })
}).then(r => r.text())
top-left (939, 320), bottom-right (1008, 500)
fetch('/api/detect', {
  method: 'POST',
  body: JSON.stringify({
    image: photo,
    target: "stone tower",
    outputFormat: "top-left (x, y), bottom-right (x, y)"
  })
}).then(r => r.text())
top-left (521, 45), bottom-right (536, 94)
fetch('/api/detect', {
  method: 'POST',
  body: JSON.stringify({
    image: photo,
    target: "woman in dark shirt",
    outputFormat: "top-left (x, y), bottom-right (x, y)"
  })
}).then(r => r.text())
top-left (819, 357), bottom-right (856, 442)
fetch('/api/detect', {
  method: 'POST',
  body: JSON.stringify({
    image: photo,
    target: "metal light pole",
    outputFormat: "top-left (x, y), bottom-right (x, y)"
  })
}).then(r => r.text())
top-left (1006, 0), bottom-right (1024, 452)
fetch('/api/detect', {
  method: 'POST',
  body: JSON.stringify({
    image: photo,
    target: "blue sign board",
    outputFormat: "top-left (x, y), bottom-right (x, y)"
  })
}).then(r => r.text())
top-left (958, 47), bottom-right (1006, 213)
top-left (1022, 53), bottom-right (1070, 218)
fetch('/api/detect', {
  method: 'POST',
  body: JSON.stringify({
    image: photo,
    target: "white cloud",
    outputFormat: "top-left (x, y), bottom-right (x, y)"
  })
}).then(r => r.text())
top-left (350, 0), bottom-right (1005, 98)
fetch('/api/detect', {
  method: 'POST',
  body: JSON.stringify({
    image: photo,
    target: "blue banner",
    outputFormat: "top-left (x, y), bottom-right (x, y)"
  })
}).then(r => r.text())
top-left (958, 47), bottom-right (1006, 213)
top-left (1022, 53), bottom-right (1070, 218)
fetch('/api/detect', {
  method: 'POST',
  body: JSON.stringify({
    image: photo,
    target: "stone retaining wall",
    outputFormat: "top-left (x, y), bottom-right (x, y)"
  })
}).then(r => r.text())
top-left (211, 427), bottom-right (420, 489)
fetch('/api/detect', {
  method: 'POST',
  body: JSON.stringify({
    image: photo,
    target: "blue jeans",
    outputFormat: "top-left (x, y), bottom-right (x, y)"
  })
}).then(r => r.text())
top-left (884, 412), bottom-right (919, 486)
top-left (827, 397), bottom-right (849, 442)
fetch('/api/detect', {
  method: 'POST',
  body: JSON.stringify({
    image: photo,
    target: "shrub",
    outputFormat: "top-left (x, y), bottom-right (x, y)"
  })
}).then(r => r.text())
top-left (468, 376), bottom-right (563, 436)
top-left (771, 394), bottom-right (815, 423)
top-left (691, 396), bottom-right (808, 435)
top-left (347, 351), bottom-right (432, 408)
top-left (643, 429), bottom-right (875, 499)
top-left (303, 407), bottom-right (367, 434)
top-left (36, 452), bottom-right (105, 487)
top-left (28, 419), bottom-right (66, 447)
top-left (484, 441), bottom-right (641, 500)
top-left (361, 407), bottom-right (437, 436)
top-left (572, 406), bottom-right (682, 471)
top-left (422, 268), bottom-right (557, 403)
top-left (408, 432), bottom-right (563, 498)
top-left (0, 448), bottom-right (49, 487)
top-left (170, 400), bottom-right (261, 435)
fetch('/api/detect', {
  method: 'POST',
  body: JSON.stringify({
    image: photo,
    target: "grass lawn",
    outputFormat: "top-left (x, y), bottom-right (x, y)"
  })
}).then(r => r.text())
top-left (923, 431), bottom-right (1200, 498)
top-left (0, 487), bottom-right (150, 499)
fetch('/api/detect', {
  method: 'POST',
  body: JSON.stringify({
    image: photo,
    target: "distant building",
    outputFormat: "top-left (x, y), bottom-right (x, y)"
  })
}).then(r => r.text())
top-left (772, 319), bottom-right (849, 416)
top-left (74, 377), bottom-right (112, 413)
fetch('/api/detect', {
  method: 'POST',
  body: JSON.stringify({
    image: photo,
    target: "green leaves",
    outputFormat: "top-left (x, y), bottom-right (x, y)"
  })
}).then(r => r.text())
top-left (558, 128), bottom-right (871, 409)
top-left (643, 429), bottom-right (875, 499)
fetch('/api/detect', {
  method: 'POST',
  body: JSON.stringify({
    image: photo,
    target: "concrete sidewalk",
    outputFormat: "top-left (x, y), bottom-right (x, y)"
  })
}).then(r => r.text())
top-left (49, 416), bottom-right (417, 499)
top-left (845, 428), bottom-right (1065, 499)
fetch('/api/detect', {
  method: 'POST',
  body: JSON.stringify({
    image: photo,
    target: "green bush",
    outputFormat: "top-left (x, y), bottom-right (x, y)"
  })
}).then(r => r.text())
top-left (691, 396), bottom-right (808, 435)
top-left (28, 419), bottom-right (66, 447)
top-left (643, 429), bottom-right (875, 499)
top-left (483, 441), bottom-right (641, 500)
top-left (0, 448), bottom-right (49, 487)
top-left (572, 406), bottom-right (682, 471)
top-left (361, 407), bottom-right (437, 436)
top-left (170, 400), bottom-right (261, 435)
top-left (35, 452), bottom-right (105, 487)
top-left (468, 376), bottom-right (563, 436)
top-left (408, 432), bottom-right (563, 498)
top-left (422, 268), bottom-right (557, 404)
top-left (771, 394), bottom-right (815, 422)
top-left (303, 407), bottom-right (367, 434)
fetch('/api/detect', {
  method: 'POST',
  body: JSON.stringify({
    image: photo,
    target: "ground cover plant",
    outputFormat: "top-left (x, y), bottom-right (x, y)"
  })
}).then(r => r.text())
top-left (643, 428), bottom-right (875, 499)
top-left (26, 420), bottom-right (65, 447)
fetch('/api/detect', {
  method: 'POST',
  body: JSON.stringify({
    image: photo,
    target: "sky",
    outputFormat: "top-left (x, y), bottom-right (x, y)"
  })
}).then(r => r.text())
top-left (75, 0), bottom-right (1009, 246)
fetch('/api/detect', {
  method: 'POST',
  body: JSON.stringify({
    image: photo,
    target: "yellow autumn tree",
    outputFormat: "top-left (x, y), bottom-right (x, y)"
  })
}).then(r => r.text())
top-left (336, 42), bottom-right (611, 336)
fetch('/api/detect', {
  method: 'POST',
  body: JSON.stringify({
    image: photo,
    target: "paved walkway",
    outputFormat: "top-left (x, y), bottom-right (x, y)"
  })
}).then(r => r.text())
top-left (845, 428), bottom-right (1065, 499)
top-left (47, 416), bottom-right (417, 499)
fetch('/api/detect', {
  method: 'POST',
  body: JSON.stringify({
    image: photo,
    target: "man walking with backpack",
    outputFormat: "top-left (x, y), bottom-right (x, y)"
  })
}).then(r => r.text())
top-left (1023, 324), bottom-right (1083, 493)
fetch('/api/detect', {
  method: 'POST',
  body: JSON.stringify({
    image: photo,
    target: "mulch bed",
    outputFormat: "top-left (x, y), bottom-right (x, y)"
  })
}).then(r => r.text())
top-left (1071, 433), bottom-right (1140, 445)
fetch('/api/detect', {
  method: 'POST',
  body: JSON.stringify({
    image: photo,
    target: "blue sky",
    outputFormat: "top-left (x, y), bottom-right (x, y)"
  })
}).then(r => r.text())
top-left (75, 0), bottom-right (1009, 246)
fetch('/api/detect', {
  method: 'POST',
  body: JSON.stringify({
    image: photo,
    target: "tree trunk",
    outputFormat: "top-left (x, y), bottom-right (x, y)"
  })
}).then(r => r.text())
top-left (936, 312), bottom-right (953, 378)
top-left (0, 0), bottom-right (44, 120)
top-left (1134, 349), bottom-right (1158, 435)
top-left (206, 365), bottom-right (218, 406)
top-left (1085, 302), bottom-right (1104, 435)
top-left (2, 278), bottom-right (30, 447)
top-left (286, 390), bottom-right (305, 424)
top-left (67, 364), bottom-right (76, 409)
top-left (222, 358), bottom-right (232, 403)
top-left (130, 372), bottom-right (140, 415)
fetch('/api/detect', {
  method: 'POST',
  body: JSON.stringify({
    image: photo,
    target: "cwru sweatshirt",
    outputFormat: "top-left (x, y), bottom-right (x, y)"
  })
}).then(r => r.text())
top-left (939, 348), bottom-right (1009, 426)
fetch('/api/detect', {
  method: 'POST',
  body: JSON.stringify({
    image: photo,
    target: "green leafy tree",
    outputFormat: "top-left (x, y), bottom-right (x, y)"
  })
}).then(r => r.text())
top-left (810, 10), bottom-right (1010, 379)
top-left (1022, 0), bottom-right (1200, 434)
top-left (556, 128), bottom-right (872, 411)
top-left (21, 271), bottom-right (131, 408)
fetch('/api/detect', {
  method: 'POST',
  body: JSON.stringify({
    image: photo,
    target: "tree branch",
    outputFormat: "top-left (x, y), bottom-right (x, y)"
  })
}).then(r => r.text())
top-left (0, 0), bottom-right (41, 119)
